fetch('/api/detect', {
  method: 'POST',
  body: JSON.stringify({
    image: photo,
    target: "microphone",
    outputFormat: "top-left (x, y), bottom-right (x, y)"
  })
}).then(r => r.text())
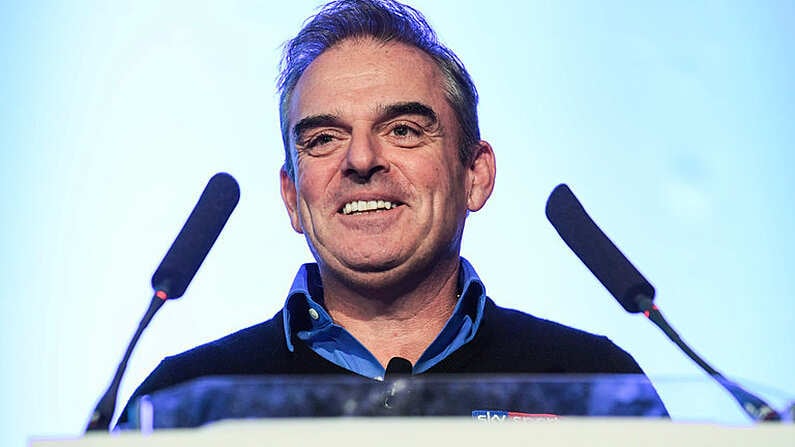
top-left (151, 172), bottom-right (240, 299)
top-left (385, 357), bottom-right (413, 377)
top-left (384, 357), bottom-right (413, 410)
top-left (85, 173), bottom-right (240, 432)
top-left (545, 183), bottom-right (654, 313)
top-left (545, 183), bottom-right (781, 422)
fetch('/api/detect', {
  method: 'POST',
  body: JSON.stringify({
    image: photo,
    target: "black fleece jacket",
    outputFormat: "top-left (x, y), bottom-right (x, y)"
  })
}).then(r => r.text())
top-left (120, 298), bottom-right (655, 422)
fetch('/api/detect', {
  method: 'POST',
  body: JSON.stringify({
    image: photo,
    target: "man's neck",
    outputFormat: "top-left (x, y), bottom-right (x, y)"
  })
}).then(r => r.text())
top-left (320, 258), bottom-right (461, 368)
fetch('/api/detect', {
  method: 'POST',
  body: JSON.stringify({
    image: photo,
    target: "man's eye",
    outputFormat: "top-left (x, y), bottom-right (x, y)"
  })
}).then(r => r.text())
top-left (305, 133), bottom-right (334, 148)
top-left (391, 124), bottom-right (419, 137)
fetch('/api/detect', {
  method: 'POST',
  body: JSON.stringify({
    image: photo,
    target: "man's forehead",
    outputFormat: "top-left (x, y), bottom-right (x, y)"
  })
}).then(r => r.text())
top-left (286, 39), bottom-right (447, 126)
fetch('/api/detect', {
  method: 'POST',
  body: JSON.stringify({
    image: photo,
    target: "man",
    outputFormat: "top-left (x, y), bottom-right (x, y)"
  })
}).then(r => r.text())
top-left (121, 0), bottom-right (662, 423)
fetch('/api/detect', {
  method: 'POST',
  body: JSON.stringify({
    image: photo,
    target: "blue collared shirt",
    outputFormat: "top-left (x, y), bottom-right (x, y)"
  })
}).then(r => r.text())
top-left (282, 258), bottom-right (487, 380)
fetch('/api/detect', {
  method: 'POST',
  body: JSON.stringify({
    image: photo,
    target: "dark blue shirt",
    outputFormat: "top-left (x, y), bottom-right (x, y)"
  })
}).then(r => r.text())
top-left (282, 258), bottom-right (487, 380)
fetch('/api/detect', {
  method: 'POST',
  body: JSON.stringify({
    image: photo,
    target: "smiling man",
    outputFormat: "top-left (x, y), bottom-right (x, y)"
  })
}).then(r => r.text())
top-left (278, 34), bottom-right (497, 369)
top-left (121, 0), bottom-right (659, 422)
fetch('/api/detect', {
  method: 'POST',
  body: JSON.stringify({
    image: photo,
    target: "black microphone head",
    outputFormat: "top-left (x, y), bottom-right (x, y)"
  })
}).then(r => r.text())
top-left (151, 172), bottom-right (240, 299)
top-left (385, 357), bottom-right (413, 377)
top-left (545, 184), bottom-right (655, 313)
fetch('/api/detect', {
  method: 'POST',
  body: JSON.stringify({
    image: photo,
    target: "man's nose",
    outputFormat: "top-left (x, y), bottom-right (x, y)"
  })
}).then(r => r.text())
top-left (342, 130), bottom-right (388, 182)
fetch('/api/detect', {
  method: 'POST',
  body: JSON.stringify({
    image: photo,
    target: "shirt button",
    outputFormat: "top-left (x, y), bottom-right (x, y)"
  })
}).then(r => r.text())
top-left (308, 308), bottom-right (319, 320)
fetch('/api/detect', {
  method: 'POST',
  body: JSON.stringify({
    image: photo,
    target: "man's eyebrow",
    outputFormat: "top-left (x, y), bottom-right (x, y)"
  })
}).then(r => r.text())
top-left (377, 102), bottom-right (438, 124)
top-left (292, 102), bottom-right (437, 141)
top-left (292, 114), bottom-right (342, 141)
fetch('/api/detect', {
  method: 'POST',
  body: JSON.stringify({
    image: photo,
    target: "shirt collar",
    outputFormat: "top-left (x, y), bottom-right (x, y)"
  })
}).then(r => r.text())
top-left (455, 256), bottom-right (487, 336)
top-left (282, 263), bottom-right (327, 352)
top-left (282, 258), bottom-right (487, 352)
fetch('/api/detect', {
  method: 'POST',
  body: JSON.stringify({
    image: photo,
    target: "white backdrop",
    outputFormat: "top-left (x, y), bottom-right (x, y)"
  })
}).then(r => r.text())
top-left (2, 2), bottom-right (793, 446)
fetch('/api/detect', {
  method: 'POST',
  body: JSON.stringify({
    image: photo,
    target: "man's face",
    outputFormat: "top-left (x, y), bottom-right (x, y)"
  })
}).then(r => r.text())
top-left (281, 38), bottom-right (491, 290)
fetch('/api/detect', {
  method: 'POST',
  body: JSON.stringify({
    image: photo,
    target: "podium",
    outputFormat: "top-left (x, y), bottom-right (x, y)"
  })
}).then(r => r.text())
top-left (33, 418), bottom-right (795, 447)
top-left (30, 375), bottom-right (795, 446)
top-left (119, 374), bottom-right (668, 429)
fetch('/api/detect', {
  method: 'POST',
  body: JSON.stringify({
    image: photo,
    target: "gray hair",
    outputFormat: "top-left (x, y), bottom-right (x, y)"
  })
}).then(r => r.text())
top-left (278, 0), bottom-right (480, 179)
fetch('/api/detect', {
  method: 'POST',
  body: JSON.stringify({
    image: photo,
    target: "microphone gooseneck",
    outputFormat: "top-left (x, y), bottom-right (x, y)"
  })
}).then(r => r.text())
top-left (545, 183), bottom-right (781, 422)
top-left (635, 295), bottom-right (780, 421)
top-left (85, 173), bottom-right (240, 432)
top-left (85, 294), bottom-right (166, 432)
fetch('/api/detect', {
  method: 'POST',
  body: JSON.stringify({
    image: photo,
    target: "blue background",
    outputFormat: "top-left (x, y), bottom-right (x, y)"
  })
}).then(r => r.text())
top-left (2, 1), bottom-right (793, 446)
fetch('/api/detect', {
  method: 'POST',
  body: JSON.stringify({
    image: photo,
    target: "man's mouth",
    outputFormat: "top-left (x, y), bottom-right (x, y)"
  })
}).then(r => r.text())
top-left (340, 200), bottom-right (402, 215)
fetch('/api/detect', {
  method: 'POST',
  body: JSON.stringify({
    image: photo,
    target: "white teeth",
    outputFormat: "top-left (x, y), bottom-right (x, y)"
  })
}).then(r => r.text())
top-left (341, 200), bottom-right (398, 215)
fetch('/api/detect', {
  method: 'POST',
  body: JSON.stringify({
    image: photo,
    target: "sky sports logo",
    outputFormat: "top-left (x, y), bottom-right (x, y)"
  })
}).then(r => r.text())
top-left (472, 410), bottom-right (559, 422)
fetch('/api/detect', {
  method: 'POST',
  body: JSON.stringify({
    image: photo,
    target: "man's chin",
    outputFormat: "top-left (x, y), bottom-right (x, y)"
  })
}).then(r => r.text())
top-left (337, 258), bottom-right (403, 275)
top-left (321, 257), bottom-right (410, 288)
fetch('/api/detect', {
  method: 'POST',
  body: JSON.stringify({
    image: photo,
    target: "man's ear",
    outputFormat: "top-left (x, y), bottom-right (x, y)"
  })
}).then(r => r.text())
top-left (280, 167), bottom-right (304, 234)
top-left (466, 140), bottom-right (496, 212)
